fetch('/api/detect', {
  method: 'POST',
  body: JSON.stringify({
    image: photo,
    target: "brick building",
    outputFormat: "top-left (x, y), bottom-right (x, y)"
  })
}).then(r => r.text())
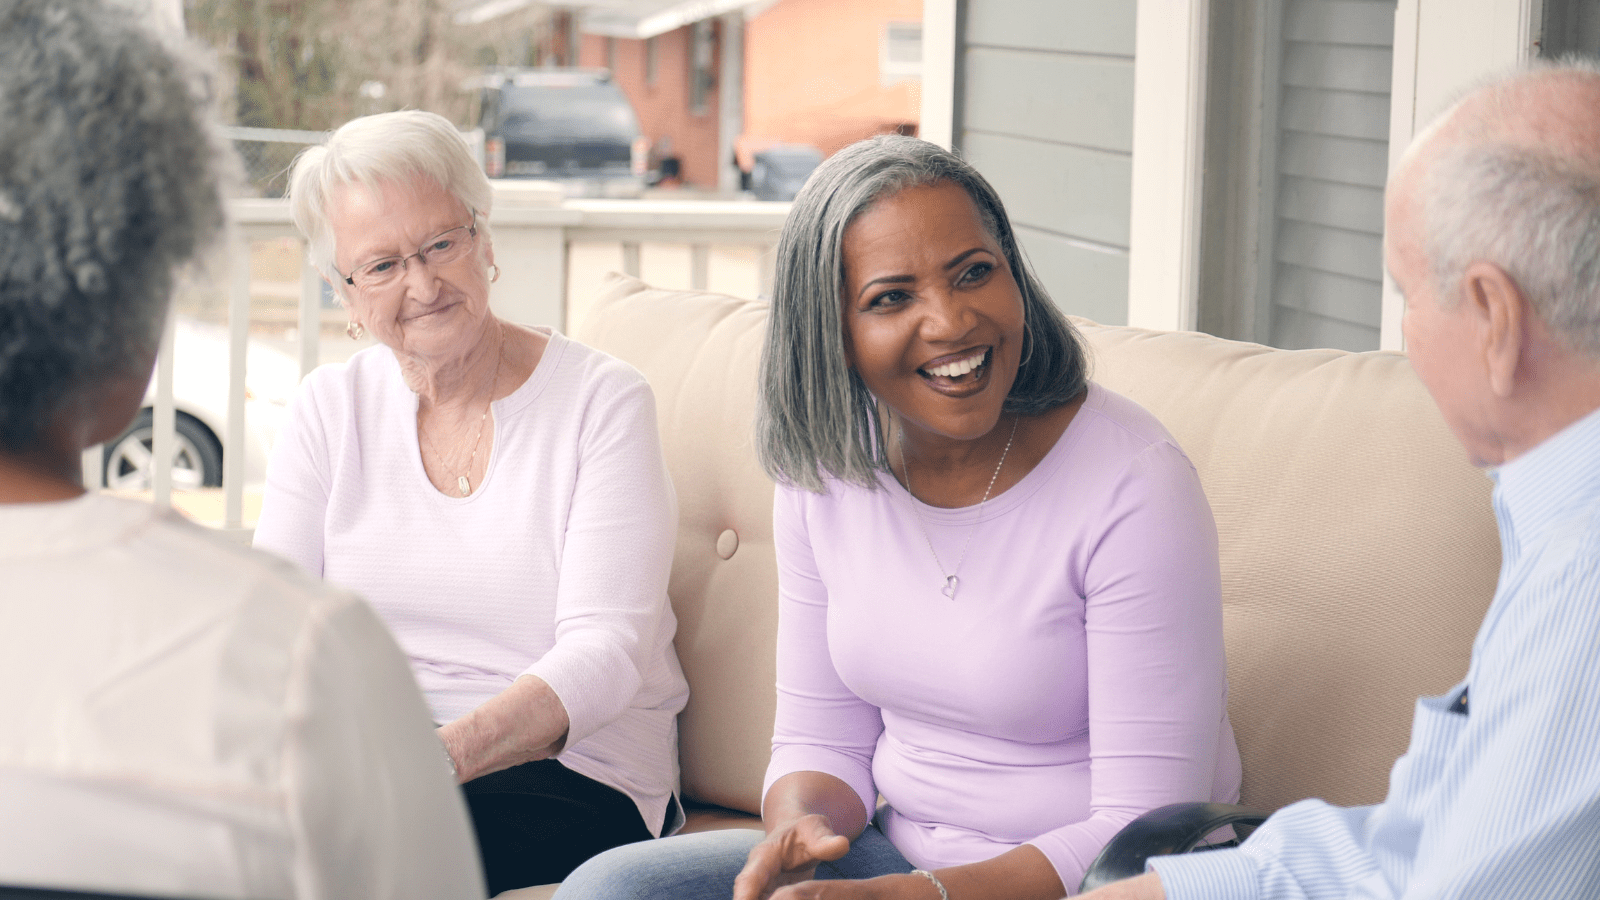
top-left (574, 0), bottom-right (922, 192)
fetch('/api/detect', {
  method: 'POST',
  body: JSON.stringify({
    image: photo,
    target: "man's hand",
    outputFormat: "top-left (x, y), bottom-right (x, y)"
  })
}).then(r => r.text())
top-left (733, 814), bottom-right (852, 900)
top-left (1079, 873), bottom-right (1167, 900)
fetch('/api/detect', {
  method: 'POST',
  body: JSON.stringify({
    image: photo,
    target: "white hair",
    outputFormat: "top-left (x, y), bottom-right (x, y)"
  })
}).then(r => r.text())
top-left (287, 110), bottom-right (492, 290)
top-left (1419, 59), bottom-right (1600, 358)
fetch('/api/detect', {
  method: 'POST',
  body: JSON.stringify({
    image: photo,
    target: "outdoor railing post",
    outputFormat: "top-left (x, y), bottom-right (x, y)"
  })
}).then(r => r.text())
top-left (224, 228), bottom-right (250, 529)
top-left (80, 447), bottom-right (101, 490)
top-left (151, 310), bottom-right (177, 509)
top-left (298, 250), bottom-right (322, 379)
top-left (759, 245), bottom-right (777, 299)
top-left (690, 243), bottom-right (710, 291)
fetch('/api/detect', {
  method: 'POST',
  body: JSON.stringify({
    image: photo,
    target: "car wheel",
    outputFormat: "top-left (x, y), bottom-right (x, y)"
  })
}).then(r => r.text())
top-left (102, 410), bottom-right (224, 491)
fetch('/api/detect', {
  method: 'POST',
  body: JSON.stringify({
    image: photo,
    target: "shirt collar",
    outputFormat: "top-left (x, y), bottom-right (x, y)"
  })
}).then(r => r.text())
top-left (1490, 403), bottom-right (1600, 562)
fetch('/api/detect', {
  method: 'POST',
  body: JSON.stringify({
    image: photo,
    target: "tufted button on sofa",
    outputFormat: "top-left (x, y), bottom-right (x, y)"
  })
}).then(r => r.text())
top-left (496, 273), bottom-right (1500, 898)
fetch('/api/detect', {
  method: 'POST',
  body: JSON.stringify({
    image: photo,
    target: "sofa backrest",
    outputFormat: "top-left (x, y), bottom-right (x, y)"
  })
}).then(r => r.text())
top-left (1074, 321), bottom-right (1499, 810)
top-left (580, 275), bottom-right (778, 815)
top-left (578, 273), bottom-right (1501, 816)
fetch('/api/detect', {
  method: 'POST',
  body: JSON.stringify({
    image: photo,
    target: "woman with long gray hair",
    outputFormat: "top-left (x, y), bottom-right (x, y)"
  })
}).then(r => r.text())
top-left (557, 135), bottom-right (1241, 900)
top-left (0, 1), bottom-right (481, 896)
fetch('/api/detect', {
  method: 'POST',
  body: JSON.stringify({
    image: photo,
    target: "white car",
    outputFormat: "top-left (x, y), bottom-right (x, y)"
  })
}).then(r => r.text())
top-left (102, 317), bottom-right (302, 492)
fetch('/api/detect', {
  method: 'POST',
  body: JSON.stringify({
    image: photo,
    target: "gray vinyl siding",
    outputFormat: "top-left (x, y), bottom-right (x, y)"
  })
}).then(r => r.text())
top-left (1266, 0), bottom-right (1396, 351)
top-left (957, 0), bottom-right (1136, 326)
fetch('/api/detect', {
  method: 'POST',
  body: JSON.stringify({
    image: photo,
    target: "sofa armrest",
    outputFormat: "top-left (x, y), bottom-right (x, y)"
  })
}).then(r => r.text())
top-left (1077, 802), bottom-right (1269, 893)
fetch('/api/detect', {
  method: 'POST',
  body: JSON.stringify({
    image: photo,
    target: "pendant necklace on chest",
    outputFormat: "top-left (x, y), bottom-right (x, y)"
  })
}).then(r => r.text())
top-left (897, 416), bottom-right (1018, 600)
top-left (421, 343), bottom-right (504, 497)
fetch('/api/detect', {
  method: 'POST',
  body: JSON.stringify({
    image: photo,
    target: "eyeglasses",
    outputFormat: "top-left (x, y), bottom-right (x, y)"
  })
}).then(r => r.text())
top-left (341, 214), bottom-right (478, 291)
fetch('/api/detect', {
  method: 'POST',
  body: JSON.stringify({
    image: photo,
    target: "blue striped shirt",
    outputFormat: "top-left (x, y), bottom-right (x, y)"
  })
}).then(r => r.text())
top-left (1149, 404), bottom-right (1600, 899)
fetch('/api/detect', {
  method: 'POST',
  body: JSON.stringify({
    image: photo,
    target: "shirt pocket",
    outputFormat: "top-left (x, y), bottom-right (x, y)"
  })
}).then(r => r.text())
top-left (1385, 687), bottom-right (1472, 814)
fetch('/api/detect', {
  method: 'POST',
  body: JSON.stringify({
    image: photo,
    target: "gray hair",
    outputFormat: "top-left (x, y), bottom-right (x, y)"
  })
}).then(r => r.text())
top-left (288, 110), bottom-right (493, 292)
top-left (1421, 59), bottom-right (1600, 358)
top-left (756, 135), bottom-right (1088, 492)
top-left (0, 0), bottom-right (229, 454)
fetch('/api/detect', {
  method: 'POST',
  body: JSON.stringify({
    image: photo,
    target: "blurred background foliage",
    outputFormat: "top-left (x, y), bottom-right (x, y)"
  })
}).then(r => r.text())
top-left (186, 0), bottom-right (555, 129)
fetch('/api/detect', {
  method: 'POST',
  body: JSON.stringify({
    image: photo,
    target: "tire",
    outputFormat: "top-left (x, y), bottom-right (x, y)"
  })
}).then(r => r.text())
top-left (102, 409), bottom-right (224, 491)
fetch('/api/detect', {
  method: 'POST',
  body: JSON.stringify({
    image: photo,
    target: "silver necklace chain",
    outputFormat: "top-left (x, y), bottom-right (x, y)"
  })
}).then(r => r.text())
top-left (896, 415), bottom-right (1020, 600)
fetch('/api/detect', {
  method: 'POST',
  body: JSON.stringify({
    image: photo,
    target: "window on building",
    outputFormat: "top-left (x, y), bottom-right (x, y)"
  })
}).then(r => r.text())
top-left (690, 19), bottom-right (715, 115)
top-left (1198, 0), bottom-right (1397, 352)
top-left (881, 21), bottom-right (922, 86)
top-left (646, 36), bottom-right (658, 85)
top-left (1542, 0), bottom-right (1600, 56)
top-left (606, 36), bottom-right (616, 73)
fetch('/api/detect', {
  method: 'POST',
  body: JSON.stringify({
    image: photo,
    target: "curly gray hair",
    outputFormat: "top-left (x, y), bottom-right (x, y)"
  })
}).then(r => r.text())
top-left (0, 0), bottom-right (228, 453)
top-left (756, 134), bottom-right (1089, 492)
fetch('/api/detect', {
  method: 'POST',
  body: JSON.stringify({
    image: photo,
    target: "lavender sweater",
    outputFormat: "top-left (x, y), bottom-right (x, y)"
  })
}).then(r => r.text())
top-left (763, 383), bottom-right (1241, 889)
top-left (254, 330), bottom-right (689, 836)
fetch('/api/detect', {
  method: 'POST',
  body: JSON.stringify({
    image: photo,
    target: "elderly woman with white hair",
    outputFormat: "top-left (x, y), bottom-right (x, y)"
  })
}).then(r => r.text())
top-left (254, 110), bottom-right (688, 894)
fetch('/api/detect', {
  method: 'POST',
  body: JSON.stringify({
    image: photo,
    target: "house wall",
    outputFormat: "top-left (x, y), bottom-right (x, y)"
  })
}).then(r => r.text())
top-left (581, 26), bottom-right (723, 188)
top-left (1263, 0), bottom-right (1397, 352)
top-left (743, 0), bottom-right (922, 160)
top-left (956, 1), bottom-right (1136, 326)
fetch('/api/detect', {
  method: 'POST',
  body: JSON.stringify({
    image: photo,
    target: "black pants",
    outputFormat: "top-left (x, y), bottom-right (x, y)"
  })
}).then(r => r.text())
top-left (462, 759), bottom-right (654, 895)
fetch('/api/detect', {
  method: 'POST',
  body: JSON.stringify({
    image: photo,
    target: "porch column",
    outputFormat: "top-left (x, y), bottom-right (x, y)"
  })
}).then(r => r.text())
top-left (718, 11), bottom-right (745, 195)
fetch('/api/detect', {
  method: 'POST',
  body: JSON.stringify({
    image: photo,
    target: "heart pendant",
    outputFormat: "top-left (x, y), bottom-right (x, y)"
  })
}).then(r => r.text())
top-left (942, 575), bottom-right (959, 600)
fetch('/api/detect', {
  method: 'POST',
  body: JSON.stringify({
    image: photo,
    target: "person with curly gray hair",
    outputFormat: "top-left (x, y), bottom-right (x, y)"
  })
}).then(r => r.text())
top-left (557, 135), bottom-right (1239, 900)
top-left (0, 1), bottom-right (483, 897)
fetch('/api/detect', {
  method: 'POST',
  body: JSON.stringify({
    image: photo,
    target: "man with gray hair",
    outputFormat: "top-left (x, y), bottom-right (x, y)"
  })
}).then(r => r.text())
top-left (1082, 61), bottom-right (1600, 900)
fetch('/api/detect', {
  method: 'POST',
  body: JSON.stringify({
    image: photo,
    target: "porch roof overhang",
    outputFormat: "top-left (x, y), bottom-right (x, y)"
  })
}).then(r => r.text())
top-left (454, 0), bottom-right (771, 37)
top-left (584, 0), bottom-right (772, 38)
top-left (452, 0), bottom-right (774, 37)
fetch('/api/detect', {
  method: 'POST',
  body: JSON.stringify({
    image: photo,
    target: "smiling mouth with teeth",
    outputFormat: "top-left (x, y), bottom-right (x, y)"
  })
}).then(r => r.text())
top-left (920, 348), bottom-right (990, 381)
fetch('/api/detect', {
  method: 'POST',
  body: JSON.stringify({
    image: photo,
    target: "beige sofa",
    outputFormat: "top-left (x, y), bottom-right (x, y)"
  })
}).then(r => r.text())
top-left (502, 272), bottom-right (1501, 898)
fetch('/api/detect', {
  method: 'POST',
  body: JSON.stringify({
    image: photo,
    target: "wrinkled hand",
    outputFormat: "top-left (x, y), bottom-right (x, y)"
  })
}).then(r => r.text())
top-left (732, 814), bottom-right (853, 900)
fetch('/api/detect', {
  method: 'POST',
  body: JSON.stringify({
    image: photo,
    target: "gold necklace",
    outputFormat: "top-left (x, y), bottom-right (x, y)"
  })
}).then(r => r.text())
top-left (419, 342), bottom-right (504, 497)
top-left (896, 416), bottom-right (1020, 600)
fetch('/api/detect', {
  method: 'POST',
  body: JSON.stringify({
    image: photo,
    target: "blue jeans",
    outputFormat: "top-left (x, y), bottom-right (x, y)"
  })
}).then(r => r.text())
top-left (552, 820), bottom-right (913, 900)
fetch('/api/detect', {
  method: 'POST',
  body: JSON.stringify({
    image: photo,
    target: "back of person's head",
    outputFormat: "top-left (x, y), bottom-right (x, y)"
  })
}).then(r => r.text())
top-left (1420, 60), bottom-right (1600, 359)
top-left (287, 110), bottom-right (493, 287)
top-left (0, 0), bottom-right (227, 454)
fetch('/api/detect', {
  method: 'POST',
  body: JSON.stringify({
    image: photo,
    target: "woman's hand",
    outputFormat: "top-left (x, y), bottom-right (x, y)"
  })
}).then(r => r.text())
top-left (733, 814), bottom-right (853, 900)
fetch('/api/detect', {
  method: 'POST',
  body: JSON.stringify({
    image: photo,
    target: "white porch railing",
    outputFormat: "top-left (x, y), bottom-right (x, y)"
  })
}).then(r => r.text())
top-left (85, 188), bottom-right (791, 540)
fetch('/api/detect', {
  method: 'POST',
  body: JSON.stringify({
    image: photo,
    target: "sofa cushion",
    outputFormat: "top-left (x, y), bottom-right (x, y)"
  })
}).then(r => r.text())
top-left (1074, 320), bottom-right (1499, 810)
top-left (580, 273), bottom-right (779, 816)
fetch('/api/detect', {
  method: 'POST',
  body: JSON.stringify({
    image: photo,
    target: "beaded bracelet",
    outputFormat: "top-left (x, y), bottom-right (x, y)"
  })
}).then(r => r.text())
top-left (910, 869), bottom-right (950, 900)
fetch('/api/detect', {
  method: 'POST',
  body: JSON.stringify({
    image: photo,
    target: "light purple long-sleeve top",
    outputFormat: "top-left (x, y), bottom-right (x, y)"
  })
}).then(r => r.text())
top-left (762, 383), bottom-right (1242, 891)
top-left (253, 330), bottom-right (689, 836)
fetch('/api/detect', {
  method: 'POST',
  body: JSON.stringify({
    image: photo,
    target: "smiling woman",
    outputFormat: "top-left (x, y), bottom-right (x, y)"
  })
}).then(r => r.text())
top-left (253, 110), bottom-right (689, 895)
top-left (838, 181), bottom-right (1029, 481)
top-left (555, 135), bottom-right (1242, 900)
